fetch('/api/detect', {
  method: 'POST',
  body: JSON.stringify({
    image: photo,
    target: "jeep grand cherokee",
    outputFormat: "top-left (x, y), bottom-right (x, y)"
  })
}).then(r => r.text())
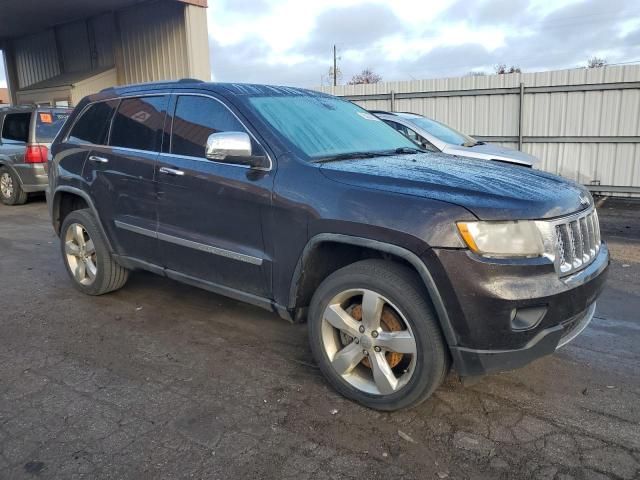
top-left (47, 80), bottom-right (609, 411)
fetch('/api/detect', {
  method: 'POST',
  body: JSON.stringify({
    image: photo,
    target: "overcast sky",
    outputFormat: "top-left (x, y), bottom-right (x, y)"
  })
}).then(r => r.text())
top-left (1, 0), bottom-right (639, 90)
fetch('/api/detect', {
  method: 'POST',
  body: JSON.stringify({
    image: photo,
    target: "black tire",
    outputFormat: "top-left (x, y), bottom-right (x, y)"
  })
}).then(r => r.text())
top-left (60, 209), bottom-right (129, 295)
top-left (0, 166), bottom-right (28, 205)
top-left (308, 259), bottom-right (450, 411)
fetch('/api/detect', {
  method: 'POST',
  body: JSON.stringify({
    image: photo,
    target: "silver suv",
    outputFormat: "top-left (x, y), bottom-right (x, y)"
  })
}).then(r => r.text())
top-left (373, 110), bottom-right (539, 168)
top-left (0, 106), bottom-right (70, 205)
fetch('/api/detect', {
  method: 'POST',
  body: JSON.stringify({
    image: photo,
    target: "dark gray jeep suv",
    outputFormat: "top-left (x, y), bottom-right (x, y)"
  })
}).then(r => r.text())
top-left (48, 81), bottom-right (609, 410)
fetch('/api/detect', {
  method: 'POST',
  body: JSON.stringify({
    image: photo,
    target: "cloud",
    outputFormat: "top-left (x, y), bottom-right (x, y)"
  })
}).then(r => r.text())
top-left (444, 0), bottom-right (531, 26)
top-left (210, 38), bottom-right (326, 86)
top-left (622, 28), bottom-right (640, 47)
top-left (207, 0), bottom-right (640, 86)
top-left (299, 4), bottom-right (406, 56)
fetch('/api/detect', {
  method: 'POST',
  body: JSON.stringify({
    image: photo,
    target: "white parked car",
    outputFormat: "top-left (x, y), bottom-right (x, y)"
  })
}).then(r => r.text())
top-left (372, 111), bottom-right (539, 168)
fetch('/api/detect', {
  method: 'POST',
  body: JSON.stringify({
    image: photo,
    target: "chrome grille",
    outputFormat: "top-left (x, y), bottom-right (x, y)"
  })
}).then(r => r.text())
top-left (554, 209), bottom-right (601, 276)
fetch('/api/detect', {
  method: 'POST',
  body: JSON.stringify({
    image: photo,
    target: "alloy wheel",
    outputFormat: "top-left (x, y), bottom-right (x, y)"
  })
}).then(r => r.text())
top-left (320, 288), bottom-right (417, 395)
top-left (0, 173), bottom-right (13, 199)
top-left (64, 223), bottom-right (98, 286)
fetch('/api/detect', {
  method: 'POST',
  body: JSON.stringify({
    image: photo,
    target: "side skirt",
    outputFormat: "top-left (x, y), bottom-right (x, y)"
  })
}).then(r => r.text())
top-left (112, 254), bottom-right (294, 322)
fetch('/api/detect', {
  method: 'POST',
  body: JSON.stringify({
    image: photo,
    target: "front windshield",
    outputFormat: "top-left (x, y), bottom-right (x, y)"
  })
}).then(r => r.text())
top-left (409, 116), bottom-right (476, 147)
top-left (248, 95), bottom-right (417, 159)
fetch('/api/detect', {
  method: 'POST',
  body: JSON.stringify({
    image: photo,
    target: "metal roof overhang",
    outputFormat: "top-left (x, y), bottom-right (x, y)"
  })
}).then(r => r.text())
top-left (0, 0), bottom-right (207, 40)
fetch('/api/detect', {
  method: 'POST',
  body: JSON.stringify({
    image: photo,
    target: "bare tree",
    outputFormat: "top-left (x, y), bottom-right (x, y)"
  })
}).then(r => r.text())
top-left (587, 56), bottom-right (607, 68)
top-left (322, 66), bottom-right (343, 86)
top-left (494, 64), bottom-right (522, 74)
top-left (348, 69), bottom-right (382, 85)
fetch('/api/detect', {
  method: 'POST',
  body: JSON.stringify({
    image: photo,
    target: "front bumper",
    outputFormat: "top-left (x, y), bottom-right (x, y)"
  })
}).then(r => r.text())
top-left (450, 302), bottom-right (596, 376)
top-left (427, 243), bottom-right (609, 377)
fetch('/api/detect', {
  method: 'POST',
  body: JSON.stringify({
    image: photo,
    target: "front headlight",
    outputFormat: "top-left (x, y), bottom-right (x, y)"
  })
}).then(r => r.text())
top-left (457, 221), bottom-right (546, 258)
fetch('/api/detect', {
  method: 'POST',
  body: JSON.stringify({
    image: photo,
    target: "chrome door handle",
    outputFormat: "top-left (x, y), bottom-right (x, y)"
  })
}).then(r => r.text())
top-left (88, 155), bottom-right (109, 164)
top-left (159, 166), bottom-right (185, 176)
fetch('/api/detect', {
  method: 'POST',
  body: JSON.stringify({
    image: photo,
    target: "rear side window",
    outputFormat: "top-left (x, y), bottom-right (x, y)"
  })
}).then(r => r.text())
top-left (68, 100), bottom-right (118, 145)
top-left (171, 96), bottom-right (245, 158)
top-left (110, 96), bottom-right (168, 152)
top-left (1, 112), bottom-right (31, 143)
top-left (36, 110), bottom-right (71, 142)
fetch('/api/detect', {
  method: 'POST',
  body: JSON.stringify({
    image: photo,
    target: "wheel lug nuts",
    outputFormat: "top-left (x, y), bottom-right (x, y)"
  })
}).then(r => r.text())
top-left (371, 330), bottom-right (378, 338)
top-left (374, 346), bottom-right (381, 353)
top-left (358, 325), bottom-right (365, 333)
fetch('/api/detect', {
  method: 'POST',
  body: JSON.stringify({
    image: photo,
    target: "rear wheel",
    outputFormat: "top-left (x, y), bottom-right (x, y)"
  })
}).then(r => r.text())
top-left (0, 167), bottom-right (27, 205)
top-left (60, 209), bottom-right (129, 295)
top-left (308, 259), bottom-right (450, 411)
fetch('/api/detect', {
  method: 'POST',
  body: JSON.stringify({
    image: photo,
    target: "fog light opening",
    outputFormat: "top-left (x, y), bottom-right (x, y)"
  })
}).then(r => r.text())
top-left (510, 306), bottom-right (547, 331)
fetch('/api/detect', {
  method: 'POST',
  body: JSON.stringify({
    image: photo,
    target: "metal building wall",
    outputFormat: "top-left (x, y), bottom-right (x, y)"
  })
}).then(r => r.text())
top-left (319, 65), bottom-right (640, 195)
top-left (71, 68), bottom-right (118, 105)
top-left (90, 13), bottom-right (116, 69)
top-left (183, 4), bottom-right (211, 82)
top-left (57, 20), bottom-right (92, 73)
top-left (12, 30), bottom-right (60, 88)
top-left (116, 1), bottom-right (191, 84)
top-left (4, 0), bottom-right (211, 105)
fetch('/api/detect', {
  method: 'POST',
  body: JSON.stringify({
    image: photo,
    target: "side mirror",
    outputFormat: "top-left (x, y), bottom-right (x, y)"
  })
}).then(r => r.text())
top-left (205, 131), bottom-right (269, 169)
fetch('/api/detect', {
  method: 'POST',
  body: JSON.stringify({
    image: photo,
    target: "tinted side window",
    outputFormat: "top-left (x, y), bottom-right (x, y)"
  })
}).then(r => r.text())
top-left (68, 101), bottom-right (118, 145)
top-left (171, 96), bottom-right (245, 158)
top-left (2, 112), bottom-right (31, 143)
top-left (110, 96), bottom-right (168, 152)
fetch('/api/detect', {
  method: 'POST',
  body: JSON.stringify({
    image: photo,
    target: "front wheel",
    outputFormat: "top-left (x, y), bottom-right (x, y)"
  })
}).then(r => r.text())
top-left (308, 259), bottom-right (449, 411)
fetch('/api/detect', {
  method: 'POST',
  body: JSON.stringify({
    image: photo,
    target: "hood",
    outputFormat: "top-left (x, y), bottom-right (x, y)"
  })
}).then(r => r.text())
top-left (319, 152), bottom-right (590, 221)
top-left (444, 143), bottom-right (540, 168)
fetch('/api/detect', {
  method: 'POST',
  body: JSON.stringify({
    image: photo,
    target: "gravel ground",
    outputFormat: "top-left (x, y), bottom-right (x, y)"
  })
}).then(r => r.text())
top-left (0, 196), bottom-right (638, 480)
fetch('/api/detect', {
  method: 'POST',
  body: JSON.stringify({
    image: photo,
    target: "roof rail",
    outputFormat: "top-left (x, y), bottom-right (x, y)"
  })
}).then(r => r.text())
top-left (0, 104), bottom-right (34, 111)
top-left (100, 78), bottom-right (205, 93)
top-left (178, 78), bottom-right (204, 83)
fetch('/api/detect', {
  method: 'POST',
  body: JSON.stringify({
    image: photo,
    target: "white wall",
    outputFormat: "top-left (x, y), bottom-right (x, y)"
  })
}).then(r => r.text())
top-left (319, 65), bottom-right (640, 194)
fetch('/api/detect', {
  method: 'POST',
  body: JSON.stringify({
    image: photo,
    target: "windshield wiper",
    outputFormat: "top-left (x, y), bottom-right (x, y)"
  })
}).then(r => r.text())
top-left (391, 147), bottom-right (426, 154)
top-left (312, 151), bottom-right (394, 164)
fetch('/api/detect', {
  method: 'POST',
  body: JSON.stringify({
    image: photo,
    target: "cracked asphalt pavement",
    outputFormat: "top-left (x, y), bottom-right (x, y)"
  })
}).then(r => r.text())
top-left (0, 197), bottom-right (639, 479)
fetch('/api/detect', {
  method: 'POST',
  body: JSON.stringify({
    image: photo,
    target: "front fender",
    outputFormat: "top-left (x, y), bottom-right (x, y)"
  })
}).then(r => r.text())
top-left (288, 233), bottom-right (459, 347)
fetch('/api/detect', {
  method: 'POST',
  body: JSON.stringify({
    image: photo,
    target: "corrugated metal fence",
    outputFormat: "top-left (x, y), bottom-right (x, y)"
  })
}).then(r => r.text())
top-left (319, 65), bottom-right (640, 195)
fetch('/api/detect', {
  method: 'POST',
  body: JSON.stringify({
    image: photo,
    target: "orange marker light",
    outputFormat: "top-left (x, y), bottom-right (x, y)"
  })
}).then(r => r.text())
top-left (457, 222), bottom-right (479, 253)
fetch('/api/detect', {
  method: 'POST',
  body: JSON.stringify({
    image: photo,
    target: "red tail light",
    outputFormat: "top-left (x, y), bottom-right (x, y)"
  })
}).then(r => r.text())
top-left (24, 145), bottom-right (48, 164)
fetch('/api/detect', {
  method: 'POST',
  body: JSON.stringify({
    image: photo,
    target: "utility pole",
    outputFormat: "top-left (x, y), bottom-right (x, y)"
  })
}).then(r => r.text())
top-left (333, 45), bottom-right (337, 87)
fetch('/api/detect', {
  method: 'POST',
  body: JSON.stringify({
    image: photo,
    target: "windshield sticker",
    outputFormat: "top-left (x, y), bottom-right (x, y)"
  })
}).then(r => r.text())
top-left (357, 111), bottom-right (380, 121)
top-left (39, 113), bottom-right (53, 124)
